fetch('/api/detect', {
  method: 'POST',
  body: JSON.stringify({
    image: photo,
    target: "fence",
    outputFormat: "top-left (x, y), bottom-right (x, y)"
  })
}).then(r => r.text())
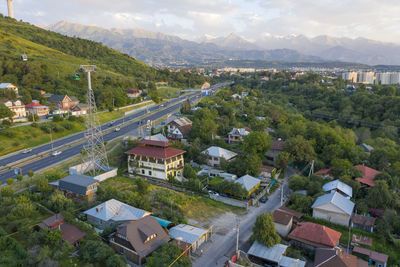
top-left (209, 194), bottom-right (249, 209)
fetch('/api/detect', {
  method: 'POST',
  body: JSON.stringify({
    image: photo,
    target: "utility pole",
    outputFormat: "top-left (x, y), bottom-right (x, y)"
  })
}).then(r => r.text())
top-left (236, 217), bottom-right (240, 257)
top-left (308, 160), bottom-right (314, 177)
top-left (280, 182), bottom-right (284, 206)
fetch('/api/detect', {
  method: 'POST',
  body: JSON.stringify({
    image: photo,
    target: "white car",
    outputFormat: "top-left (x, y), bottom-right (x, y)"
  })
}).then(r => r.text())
top-left (115, 127), bottom-right (120, 132)
top-left (52, 151), bottom-right (62, 156)
top-left (22, 148), bottom-right (32, 154)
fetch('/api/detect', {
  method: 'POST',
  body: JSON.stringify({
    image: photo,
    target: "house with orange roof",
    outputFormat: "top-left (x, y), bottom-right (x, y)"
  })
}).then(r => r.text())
top-left (288, 222), bottom-right (341, 250)
top-left (354, 165), bottom-right (381, 187)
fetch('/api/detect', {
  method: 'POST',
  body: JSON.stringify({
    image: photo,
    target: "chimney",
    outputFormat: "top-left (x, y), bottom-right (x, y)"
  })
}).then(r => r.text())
top-left (7, 0), bottom-right (14, 18)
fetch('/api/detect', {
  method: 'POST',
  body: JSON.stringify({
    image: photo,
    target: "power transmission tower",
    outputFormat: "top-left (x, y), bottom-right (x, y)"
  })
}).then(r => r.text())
top-left (79, 65), bottom-right (109, 176)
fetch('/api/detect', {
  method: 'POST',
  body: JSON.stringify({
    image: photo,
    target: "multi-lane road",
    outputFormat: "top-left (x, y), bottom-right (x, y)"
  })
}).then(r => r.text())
top-left (0, 82), bottom-right (231, 183)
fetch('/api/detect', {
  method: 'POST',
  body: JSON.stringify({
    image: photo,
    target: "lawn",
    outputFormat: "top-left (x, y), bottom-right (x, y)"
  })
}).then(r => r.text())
top-left (0, 120), bottom-right (85, 156)
top-left (100, 176), bottom-right (244, 222)
top-left (157, 86), bottom-right (182, 99)
top-left (97, 101), bottom-right (153, 124)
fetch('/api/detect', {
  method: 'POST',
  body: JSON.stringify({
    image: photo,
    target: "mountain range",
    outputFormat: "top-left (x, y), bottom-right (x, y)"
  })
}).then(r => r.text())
top-left (45, 21), bottom-right (400, 66)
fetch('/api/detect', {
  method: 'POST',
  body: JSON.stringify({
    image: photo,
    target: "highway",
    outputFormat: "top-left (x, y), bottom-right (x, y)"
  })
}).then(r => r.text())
top-left (0, 82), bottom-right (230, 183)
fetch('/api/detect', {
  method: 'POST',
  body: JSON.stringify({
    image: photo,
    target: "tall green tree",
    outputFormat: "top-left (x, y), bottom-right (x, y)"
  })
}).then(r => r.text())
top-left (284, 135), bottom-right (315, 165)
top-left (242, 131), bottom-right (271, 155)
top-left (250, 213), bottom-right (280, 247)
top-left (146, 242), bottom-right (191, 267)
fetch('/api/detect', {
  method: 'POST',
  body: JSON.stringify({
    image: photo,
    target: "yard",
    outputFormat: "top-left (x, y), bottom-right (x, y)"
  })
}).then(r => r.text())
top-left (100, 176), bottom-right (244, 223)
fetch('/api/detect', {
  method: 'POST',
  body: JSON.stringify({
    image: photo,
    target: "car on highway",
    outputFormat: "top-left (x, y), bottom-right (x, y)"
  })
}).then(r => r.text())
top-left (160, 104), bottom-right (165, 107)
top-left (259, 196), bottom-right (268, 203)
top-left (22, 148), bottom-right (32, 154)
top-left (52, 151), bottom-right (62, 156)
top-left (108, 121), bottom-right (114, 126)
top-left (115, 127), bottom-right (120, 132)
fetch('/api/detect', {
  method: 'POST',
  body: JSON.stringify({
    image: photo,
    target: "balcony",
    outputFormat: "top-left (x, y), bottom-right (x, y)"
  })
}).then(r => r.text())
top-left (167, 164), bottom-right (184, 171)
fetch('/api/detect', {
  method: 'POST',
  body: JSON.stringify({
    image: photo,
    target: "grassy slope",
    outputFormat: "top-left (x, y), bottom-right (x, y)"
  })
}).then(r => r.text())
top-left (0, 16), bottom-right (152, 77)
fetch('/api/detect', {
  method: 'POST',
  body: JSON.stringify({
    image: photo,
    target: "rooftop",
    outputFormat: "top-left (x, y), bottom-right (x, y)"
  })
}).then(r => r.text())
top-left (322, 179), bottom-right (353, 198)
top-left (352, 234), bottom-right (373, 247)
top-left (355, 165), bottom-right (381, 187)
top-left (288, 222), bottom-right (341, 248)
top-left (312, 191), bottom-right (354, 215)
top-left (277, 206), bottom-right (303, 220)
top-left (248, 241), bottom-right (288, 263)
top-left (352, 247), bottom-right (388, 263)
top-left (315, 168), bottom-right (332, 175)
top-left (83, 199), bottom-right (151, 223)
top-left (314, 248), bottom-right (368, 267)
top-left (351, 214), bottom-right (376, 227)
top-left (60, 223), bottom-right (87, 245)
top-left (228, 127), bottom-right (250, 136)
top-left (202, 146), bottom-right (237, 160)
top-left (139, 139), bottom-right (171, 147)
top-left (235, 175), bottom-right (260, 192)
top-left (38, 213), bottom-right (64, 229)
top-left (125, 145), bottom-right (185, 159)
top-left (169, 117), bottom-right (192, 127)
top-left (60, 174), bottom-right (98, 187)
top-left (273, 209), bottom-right (293, 225)
top-left (168, 224), bottom-right (208, 245)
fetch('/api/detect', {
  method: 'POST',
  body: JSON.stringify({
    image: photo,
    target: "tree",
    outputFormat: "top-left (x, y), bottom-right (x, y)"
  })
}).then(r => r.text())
top-left (250, 213), bottom-right (280, 247)
top-left (366, 180), bottom-right (394, 209)
top-left (0, 103), bottom-right (13, 119)
top-left (284, 135), bottom-right (315, 165)
top-left (276, 151), bottom-right (293, 171)
top-left (289, 194), bottom-right (314, 214)
top-left (47, 191), bottom-right (74, 212)
top-left (80, 240), bottom-right (115, 265)
top-left (242, 131), bottom-right (271, 155)
top-left (6, 178), bottom-right (14, 185)
top-left (16, 175), bottom-right (23, 181)
top-left (106, 254), bottom-right (126, 267)
top-left (46, 229), bottom-right (62, 247)
top-left (331, 158), bottom-right (352, 177)
top-left (27, 170), bottom-right (34, 177)
top-left (288, 175), bottom-right (308, 191)
top-left (146, 242), bottom-right (191, 267)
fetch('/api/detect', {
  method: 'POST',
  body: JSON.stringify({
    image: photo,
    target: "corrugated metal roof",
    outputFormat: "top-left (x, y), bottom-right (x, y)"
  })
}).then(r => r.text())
top-left (322, 179), bottom-right (353, 198)
top-left (59, 174), bottom-right (98, 195)
top-left (236, 175), bottom-right (260, 192)
top-left (279, 256), bottom-right (306, 267)
top-left (168, 224), bottom-right (208, 245)
top-left (0, 83), bottom-right (12, 88)
top-left (202, 146), bottom-right (237, 160)
top-left (312, 191), bottom-right (354, 215)
top-left (83, 199), bottom-right (150, 222)
top-left (228, 128), bottom-right (250, 136)
top-left (247, 241), bottom-right (288, 263)
top-left (151, 216), bottom-right (172, 228)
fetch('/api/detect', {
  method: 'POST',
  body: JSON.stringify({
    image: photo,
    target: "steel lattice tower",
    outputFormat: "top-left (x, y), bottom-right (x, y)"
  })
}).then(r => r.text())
top-left (80, 65), bottom-right (109, 176)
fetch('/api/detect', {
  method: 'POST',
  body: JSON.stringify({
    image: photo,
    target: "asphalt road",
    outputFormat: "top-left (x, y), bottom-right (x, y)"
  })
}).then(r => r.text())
top-left (0, 82), bottom-right (231, 183)
top-left (193, 168), bottom-right (295, 267)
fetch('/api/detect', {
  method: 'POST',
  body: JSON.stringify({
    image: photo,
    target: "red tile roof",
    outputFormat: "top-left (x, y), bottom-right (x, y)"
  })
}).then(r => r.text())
top-left (354, 165), bottom-right (381, 187)
top-left (60, 223), bottom-right (87, 245)
top-left (25, 101), bottom-right (48, 108)
top-left (260, 165), bottom-right (275, 173)
top-left (315, 168), bottom-right (332, 175)
top-left (139, 139), bottom-right (171, 147)
top-left (353, 247), bottom-right (388, 263)
top-left (126, 146), bottom-right (185, 159)
top-left (288, 222), bottom-right (341, 248)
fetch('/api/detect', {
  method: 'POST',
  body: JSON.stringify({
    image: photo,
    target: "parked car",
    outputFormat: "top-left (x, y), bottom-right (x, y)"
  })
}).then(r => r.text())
top-left (220, 192), bottom-right (228, 197)
top-left (259, 196), bottom-right (268, 203)
top-left (208, 190), bottom-right (219, 196)
top-left (115, 127), bottom-right (120, 132)
top-left (52, 151), bottom-right (62, 156)
top-left (22, 148), bottom-right (32, 154)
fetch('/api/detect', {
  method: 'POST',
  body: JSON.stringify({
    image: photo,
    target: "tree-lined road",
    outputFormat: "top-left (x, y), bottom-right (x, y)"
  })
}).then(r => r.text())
top-left (0, 82), bottom-right (231, 183)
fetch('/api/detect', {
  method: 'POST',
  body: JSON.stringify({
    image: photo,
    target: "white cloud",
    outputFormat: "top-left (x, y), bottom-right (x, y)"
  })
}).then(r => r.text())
top-left (1, 0), bottom-right (400, 43)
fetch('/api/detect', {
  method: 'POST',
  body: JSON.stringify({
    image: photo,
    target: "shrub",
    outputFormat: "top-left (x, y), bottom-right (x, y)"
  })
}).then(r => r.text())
top-left (6, 178), bottom-right (14, 185)
top-left (53, 126), bottom-right (65, 132)
top-left (2, 119), bottom-right (11, 127)
top-left (27, 170), bottom-right (34, 177)
top-left (62, 122), bottom-right (74, 130)
top-left (0, 130), bottom-right (16, 138)
top-left (16, 175), bottom-right (23, 181)
top-left (31, 122), bottom-right (38, 128)
top-left (12, 141), bottom-right (20, 147)
top-left (52, 115), bottom-right (64, 122)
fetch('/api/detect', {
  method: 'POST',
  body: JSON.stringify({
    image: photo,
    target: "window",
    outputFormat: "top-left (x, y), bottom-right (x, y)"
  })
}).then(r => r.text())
top-left (142, 169), bottom-right (145, 174)
top-left (144, 234), bottom-right (157, 243)
top-left (119, 247), bottom-right (124, 254)
top-left (149, 171), bottom-right (152, 176)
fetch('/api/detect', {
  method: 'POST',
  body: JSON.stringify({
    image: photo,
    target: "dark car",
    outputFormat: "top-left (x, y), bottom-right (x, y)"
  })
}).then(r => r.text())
top-left (259, 196), bottom-right (268, 203)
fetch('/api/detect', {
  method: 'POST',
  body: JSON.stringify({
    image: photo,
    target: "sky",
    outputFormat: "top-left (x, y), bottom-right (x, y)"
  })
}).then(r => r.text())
top-left (2, 0), bottom-right (400, 43)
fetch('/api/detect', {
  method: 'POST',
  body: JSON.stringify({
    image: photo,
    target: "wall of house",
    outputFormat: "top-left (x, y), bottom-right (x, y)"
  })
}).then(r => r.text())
top-left (129, 154), bottom-right (184, 180)
top-left (207, 156), bottom-right (221, 167)
top-left (274, 221), bottom-right (292, 237)
top-left (110, 240), bottom-right (141, 264)
top-left (313, 209), bottom-right (350, 226)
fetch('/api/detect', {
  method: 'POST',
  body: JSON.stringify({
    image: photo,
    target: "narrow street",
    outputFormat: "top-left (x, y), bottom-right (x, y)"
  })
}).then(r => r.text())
top-left (193, 168), bottom-right (296, 267)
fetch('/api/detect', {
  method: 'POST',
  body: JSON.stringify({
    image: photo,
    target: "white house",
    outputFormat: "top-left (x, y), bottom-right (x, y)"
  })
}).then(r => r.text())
top-left (83, 199), bottom-right (151, 228)
top-left (168, 224), bottom-right (211, 253)
top-left (167, 117), bottom-right (192, 140)
top-left (1, 100), bottom-right (26, 119)
top-left (0, 83), bottom-right (18, 95)
top-left (235, 174), bottom-right (261, 196)
top-left (312, 191), bottom-right (355, 226)
top-left (322, 179), bottom-right (353, 199)
top-left (202, 146), bottom-right (237, 167)
top-left (228, 127), bottom-right (250, 143)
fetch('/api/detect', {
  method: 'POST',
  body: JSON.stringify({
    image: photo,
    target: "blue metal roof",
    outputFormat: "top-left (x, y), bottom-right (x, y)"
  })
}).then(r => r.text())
top-left (152, 216), bottom-right (172, 228)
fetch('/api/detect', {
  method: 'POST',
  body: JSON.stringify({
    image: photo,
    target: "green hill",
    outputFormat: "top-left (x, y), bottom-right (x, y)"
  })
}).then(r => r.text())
top-left (0, 15), bottom-right (208, 108)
